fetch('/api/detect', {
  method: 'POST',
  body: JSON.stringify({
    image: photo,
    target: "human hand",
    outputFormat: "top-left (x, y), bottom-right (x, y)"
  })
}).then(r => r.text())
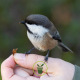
top-left (1, 53), bottom-right (75, 80)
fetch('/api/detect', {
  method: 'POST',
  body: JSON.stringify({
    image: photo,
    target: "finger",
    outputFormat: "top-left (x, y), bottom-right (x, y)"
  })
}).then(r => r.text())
top-left (9, 75), bottom-right (26, 80)
top-left (13, 53), bottom-right (62, 74)
top-left (14, 53), bottom-right (45, 70)
top-left (1, 55), bottom-right (16, 80)
top-left (26, 76), bottom-right (40, 80)
top-left (41, 74), bottom-right (65, 80)
top-left (1, 55), bottom-right (27, 80)
top-left (40, 74), bottom-right (64, 80)
top-left (14, 66), bottom-right (33, 76)
top-left (14, 66), bottom-right (40, 80)
top-left (40, 74), bottom-right (53, 80)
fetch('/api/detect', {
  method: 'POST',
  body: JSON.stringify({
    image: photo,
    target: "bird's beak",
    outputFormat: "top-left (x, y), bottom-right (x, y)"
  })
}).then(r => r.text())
top-left (19, 21), bottom-right (25, 24)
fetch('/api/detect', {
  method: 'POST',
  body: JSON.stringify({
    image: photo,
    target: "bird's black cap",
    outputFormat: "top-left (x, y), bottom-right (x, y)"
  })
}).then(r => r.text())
top-left (25, 14), bottom-right (52, 28)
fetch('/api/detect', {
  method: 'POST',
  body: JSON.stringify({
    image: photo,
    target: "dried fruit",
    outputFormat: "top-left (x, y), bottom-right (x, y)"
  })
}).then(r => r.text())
top-left (12, 48), bottom-right (18, 55)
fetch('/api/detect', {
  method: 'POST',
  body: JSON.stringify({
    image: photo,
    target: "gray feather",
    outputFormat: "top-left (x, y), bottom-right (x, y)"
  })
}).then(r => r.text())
top-left (49, 23), bottom-right (62, 42)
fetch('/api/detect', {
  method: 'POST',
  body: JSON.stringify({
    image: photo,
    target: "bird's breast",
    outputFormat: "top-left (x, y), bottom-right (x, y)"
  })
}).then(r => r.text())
top-left (27, 31), bottom-right (58, 51)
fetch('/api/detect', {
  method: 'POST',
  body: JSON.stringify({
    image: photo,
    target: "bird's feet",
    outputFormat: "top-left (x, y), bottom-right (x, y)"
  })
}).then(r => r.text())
top-left (25, 47), bottom-right (35, 54)
top-left (44, 56), bottom-right (48, 62)
top-left (44, 50), bottom-right (50, 62)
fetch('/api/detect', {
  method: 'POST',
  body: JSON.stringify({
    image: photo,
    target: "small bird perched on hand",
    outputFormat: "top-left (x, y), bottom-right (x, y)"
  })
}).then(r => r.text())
top-left (20, 14), bottom-right (73, 61)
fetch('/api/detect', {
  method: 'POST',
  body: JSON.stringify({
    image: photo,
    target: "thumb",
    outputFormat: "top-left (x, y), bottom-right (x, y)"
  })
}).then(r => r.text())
top-left (13, 53), bottom-right (47, 71)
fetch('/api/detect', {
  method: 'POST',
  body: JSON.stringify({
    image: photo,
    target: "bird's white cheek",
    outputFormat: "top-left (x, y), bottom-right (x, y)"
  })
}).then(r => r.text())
top-left (26, 23), bottom-right (49, 36)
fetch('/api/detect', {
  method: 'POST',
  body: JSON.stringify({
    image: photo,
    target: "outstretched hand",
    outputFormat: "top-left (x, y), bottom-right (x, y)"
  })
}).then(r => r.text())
top-left (1, 53), bottom-right (75, 80)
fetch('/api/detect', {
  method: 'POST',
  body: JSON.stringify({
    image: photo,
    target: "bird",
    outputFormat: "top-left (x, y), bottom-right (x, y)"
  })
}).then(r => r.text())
top-left (20, 14), bottom-right (73, 61)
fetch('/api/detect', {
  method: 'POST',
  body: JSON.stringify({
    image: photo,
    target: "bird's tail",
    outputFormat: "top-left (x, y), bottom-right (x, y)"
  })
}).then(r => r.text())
top-left (58, 42), bottom-right (73, 53)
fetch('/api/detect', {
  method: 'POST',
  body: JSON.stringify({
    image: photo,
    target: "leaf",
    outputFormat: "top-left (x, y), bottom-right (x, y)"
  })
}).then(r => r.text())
top-left (37, 64), bottom-right (39, 67)
top-left (41, 64), bottom-right (44, 66)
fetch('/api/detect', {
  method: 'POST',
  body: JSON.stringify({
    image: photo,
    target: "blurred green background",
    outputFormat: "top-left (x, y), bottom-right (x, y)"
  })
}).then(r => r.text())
top-left (0, 0), bottom-right (80, 79)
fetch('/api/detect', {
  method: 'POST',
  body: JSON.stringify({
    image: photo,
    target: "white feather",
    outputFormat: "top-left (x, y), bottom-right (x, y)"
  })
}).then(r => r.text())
top-left (27, 31), bottom-right (43, 50)
top-left (26, 23), bottom-right (49, 36)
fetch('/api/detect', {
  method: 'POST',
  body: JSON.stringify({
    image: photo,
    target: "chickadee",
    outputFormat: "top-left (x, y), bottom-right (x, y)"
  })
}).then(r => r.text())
top-left (20, 14), bottom-right (73, 61)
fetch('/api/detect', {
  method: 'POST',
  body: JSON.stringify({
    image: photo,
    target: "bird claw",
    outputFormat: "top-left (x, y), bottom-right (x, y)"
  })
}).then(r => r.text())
top-left (44, 56), bottom-right (48, 62)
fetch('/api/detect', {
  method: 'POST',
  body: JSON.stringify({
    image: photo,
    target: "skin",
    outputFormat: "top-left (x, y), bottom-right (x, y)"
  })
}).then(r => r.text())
top-left (1, 53), bottom-right (75, 80)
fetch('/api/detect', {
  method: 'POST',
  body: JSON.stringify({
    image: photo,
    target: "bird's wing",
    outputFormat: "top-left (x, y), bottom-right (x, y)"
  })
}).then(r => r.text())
top-left (48, 31), bottom-right (62, 42)
top-left (52, 31), bottom-right (62, 42)
top-left (48, 22), bottom-right (62, 42)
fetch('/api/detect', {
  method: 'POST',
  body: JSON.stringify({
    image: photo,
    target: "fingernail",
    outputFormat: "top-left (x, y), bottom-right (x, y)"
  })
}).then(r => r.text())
top-left (14, 53), bottom-right (26, 60)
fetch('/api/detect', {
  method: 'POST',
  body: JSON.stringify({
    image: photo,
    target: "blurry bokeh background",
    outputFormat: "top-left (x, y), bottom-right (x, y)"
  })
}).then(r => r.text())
top-left (0, 0), bottom-right (80, 79)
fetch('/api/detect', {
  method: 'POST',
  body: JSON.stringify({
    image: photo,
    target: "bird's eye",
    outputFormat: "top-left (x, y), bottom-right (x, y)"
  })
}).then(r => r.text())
top-left (25, 20), bottom-right (38, 25)
top-left (27, 21), bottom-right (34, 24)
